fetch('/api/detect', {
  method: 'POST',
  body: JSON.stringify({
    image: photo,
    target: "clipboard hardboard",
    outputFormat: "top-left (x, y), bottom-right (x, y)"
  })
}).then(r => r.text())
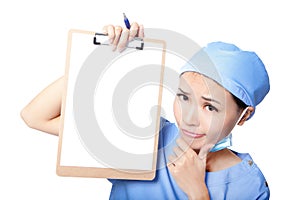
top-left (56, 29), bottom-right (166, 180)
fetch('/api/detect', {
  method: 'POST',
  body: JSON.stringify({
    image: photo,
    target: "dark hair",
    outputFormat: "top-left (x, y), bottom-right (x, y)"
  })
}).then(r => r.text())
top-left (232, 94), bottom-right (248, 110)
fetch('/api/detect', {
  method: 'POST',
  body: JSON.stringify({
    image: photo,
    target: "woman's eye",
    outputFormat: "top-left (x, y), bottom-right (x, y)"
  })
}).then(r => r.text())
top-left (176, 94), bottom-right (189, 101)
top-left (205, 105), bottom-right (218, 112)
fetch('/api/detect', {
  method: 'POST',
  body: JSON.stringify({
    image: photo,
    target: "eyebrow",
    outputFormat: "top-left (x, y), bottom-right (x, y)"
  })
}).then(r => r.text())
top-left (178, 88), bottom-right (191, 95)
top-left (178, 88), bottom-right (221, 105)
top-left (201, 96), bottom-right (221, 105)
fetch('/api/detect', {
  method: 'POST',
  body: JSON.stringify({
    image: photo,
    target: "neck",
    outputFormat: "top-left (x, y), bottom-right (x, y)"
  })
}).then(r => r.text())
top-left (205, 148), bottom-right (242, 172)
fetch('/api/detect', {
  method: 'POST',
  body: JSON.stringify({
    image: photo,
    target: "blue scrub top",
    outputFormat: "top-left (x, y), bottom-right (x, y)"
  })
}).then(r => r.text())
top-left (109, 118), bottom-right (270, 200)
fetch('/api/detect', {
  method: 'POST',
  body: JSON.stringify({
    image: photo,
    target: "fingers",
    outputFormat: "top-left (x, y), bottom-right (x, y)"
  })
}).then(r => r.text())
top-left (102, 25), bottom-right (124, 51)
top-left (128, 22), bottom-right (144, 40)
top-left (167, 146), bottom-right (183, 167)
top-left (176, 137), bottom-right (196, 158)
top-left (129, 22), bottom-right (139, 41)
top-left (118, 28), bottom-right (129, 52)
top-left (167, 139), bottom-right (209, 197)
top-left (102, 25), bottom-right (115, 44)
top-left (176, 137), bottom-right (190, 152)
top-left (198, 144), bottom-right (214, 160)
top-left (168, 137), bottom-right (213, 167)
top-left (102, 22), bottom-right (144, 52)
top-left (111, 25), bottom-right (123, 51)
top-left (167, 137), bottom-right (196, 166)
top-left (138, 24), bottom-right (144, 38)
top-left (168, 154), bottom-right (177, 165)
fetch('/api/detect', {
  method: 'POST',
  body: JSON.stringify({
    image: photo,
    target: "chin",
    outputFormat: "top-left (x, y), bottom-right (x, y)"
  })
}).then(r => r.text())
top-left (180, 132), bottom-right (205, 150)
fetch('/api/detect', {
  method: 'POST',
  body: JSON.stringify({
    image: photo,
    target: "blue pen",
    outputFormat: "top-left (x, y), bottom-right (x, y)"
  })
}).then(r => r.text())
top-left (123, 13), bottom-right (131, 29)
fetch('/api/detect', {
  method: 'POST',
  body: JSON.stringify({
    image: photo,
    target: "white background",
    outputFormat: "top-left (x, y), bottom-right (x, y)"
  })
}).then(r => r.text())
top-left (0, 0), bottom-right (299, 199)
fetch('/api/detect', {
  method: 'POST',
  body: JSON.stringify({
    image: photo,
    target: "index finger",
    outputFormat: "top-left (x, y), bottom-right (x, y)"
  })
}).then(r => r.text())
top-left (117, 28), bottom-right (129, 52)
top-left (129, 22), bottom-right (139, 41)
top-left (198, 144), bottom-right (214, 160)
top-left (138, 24), bottom-right (144, 38)
top-left (176, 137), bottom-right (191, 152)
top-left (102, 25), bottom-right (115, 44)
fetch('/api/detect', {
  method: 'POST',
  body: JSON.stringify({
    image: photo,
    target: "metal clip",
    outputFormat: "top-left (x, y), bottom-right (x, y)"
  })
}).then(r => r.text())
top-left (93, 32), bottom-right (144, 50)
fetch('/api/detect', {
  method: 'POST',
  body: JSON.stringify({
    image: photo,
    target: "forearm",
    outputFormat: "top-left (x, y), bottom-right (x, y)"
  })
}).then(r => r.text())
top-left (21, 76), bottom-right (64, 136)
top-left (21, 114), bottom-right (60, 136)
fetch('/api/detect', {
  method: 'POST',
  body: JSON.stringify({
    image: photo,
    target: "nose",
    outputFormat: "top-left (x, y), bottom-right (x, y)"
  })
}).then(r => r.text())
top-left (183, 103), bottom-right (200, 127)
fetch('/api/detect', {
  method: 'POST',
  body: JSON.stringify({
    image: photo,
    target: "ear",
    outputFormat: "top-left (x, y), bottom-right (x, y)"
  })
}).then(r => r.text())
top-left (237, 107), bottom-right (255, 126)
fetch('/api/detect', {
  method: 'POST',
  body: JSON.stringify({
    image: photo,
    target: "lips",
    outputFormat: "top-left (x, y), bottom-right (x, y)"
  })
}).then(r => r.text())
top-left (181, 129), bottom-right (206, 139)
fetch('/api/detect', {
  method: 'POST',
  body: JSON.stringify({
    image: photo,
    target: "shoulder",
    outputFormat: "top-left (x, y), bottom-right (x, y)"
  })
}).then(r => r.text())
top-left (159, 117), bottom-right (176, 131)
top-left (206, 152), bottom-right (270, 199)
top-left (235, 152), bottom-right (270, 199)
top-left (206, 149), bottom-right (242, 172)
top-left (159, 117), bottom-right (178, 145)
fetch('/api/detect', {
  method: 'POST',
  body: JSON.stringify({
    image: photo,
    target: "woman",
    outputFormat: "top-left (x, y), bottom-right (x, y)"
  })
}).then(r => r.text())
top-left (21, 23), bottom-right (270, 199)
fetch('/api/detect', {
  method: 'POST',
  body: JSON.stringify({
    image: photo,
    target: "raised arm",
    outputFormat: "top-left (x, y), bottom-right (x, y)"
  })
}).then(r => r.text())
top-left (21, 23), bottom-right (144, 136)
top-left (20, 76), bottom-right (64, 136)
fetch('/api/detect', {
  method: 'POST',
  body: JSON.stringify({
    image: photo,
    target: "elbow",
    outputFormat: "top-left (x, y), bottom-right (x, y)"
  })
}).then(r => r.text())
top-left (20, 107), bottom-right (60, 136)
top-left (20, 107), bottom-right (37, 129)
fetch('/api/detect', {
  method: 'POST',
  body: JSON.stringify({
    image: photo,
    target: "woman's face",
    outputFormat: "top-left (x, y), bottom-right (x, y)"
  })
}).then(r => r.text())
top-left (173, 72), bottom-right (243, 150)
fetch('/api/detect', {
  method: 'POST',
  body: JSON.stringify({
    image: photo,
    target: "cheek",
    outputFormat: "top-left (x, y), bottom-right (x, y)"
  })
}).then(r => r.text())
top-left (221, 117), bottom-right (237, 135)
top-left (173, 99), bottom-right (181, 125)
top-left (208, 115), bottom-right (236, 140)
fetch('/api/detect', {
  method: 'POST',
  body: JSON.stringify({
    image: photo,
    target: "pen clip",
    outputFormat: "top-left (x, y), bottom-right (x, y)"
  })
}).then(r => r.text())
top-left (93, 32), bottom-right (144, 50)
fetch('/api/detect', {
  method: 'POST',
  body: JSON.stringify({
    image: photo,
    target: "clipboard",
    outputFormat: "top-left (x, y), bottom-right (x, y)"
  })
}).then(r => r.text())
top-left (56, 29), bottom-right (166, 180)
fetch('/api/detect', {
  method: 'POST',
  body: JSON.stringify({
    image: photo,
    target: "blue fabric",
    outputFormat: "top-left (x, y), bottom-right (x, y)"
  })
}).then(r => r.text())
top-left (109, 118), bottom-right (270, 200)
top-left (180, 42), bottom-right (270, 119)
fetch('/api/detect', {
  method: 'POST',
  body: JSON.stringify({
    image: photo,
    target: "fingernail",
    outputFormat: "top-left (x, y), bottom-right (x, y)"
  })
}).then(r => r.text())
top-left (118, 47), bottom-right (125, 53)
top-left (199, 156), bottom-right (205, 160)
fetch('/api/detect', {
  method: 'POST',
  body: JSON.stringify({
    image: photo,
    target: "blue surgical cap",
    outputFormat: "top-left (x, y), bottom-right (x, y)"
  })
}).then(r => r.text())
top-left (180, 41), bottom-right (270, 118)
